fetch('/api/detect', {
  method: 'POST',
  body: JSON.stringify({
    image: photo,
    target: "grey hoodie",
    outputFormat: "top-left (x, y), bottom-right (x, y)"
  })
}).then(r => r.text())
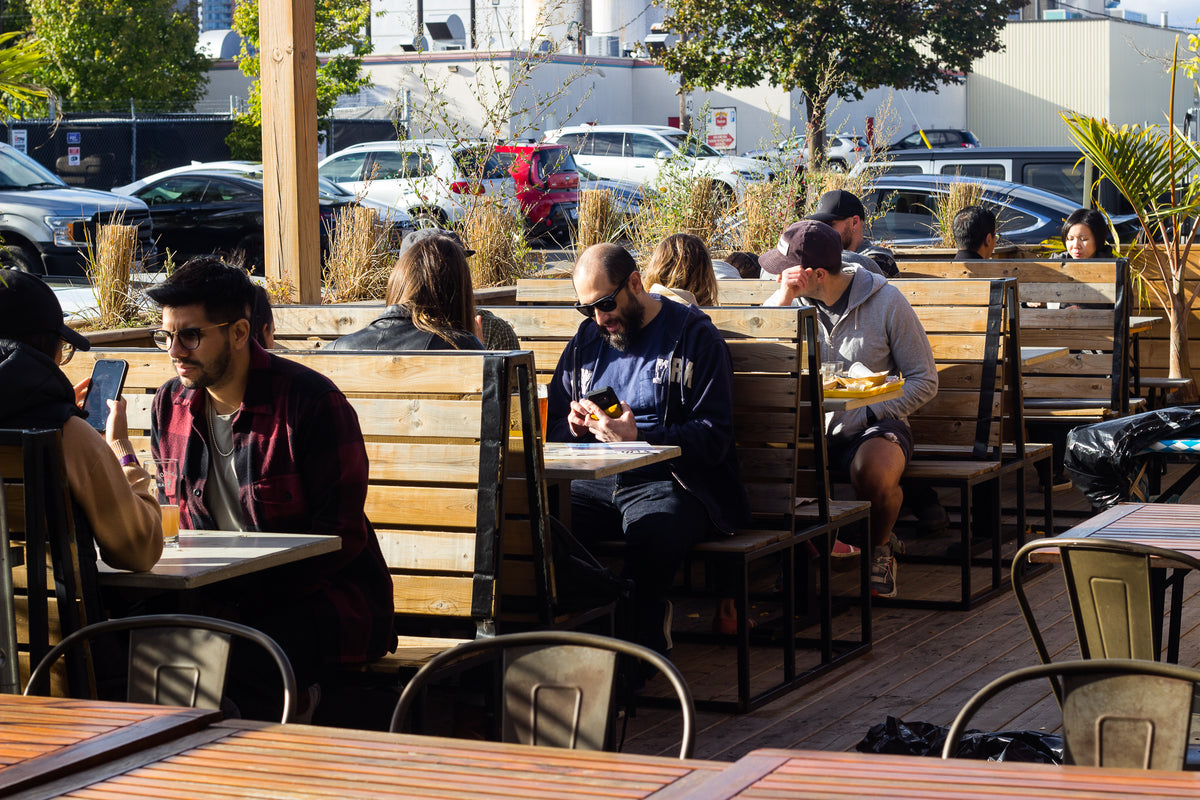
top-left (765, 269), bottom-right (937, 444)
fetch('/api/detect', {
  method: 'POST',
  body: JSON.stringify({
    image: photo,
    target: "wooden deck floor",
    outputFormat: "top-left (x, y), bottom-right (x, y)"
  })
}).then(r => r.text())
top-left (619, 465), bottom-right (1200, 761)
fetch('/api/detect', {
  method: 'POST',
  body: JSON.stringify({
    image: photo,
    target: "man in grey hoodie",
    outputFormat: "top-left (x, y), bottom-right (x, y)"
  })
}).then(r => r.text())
top-left (759, 221), bottom-right (937, 598)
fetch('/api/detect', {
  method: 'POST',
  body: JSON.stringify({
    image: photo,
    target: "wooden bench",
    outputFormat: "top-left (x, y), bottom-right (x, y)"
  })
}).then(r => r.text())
top-left (479, 303), bottom-right (871, 712)
top-left (514, 277), bottom-right (1044, 609)
top-left (62, 348), bottom-right (570, 674)
top-left (897, 259), bottom-right (1146, 422)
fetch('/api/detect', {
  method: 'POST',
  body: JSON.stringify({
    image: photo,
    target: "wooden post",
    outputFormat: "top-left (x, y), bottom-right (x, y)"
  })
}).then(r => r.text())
top-left (259, 0), bottom-right (321, 303)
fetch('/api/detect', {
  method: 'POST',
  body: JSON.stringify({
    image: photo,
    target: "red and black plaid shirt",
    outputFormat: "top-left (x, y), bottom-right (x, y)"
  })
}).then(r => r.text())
top-left (151, 343), bottom-right (395, 663)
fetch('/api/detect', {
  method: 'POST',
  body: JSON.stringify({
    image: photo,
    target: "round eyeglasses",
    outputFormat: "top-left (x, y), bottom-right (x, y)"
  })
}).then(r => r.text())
top-left (152, 322), bottom-right (231, 351)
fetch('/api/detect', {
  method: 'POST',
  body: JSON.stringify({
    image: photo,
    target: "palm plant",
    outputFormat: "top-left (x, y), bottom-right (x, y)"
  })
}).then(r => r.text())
top-left (1061, 44), bottom-right (1200, 401)
top-left (0, 32), bottom-right (54, 118)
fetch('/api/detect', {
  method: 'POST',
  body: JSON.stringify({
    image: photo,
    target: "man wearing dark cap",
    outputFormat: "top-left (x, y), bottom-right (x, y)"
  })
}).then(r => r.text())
top-left (0, 269), bottom-right (162, 572)
top-left (401, 228), bottom-right (519, 350)
top-left (807, 189), bottom-right (899, 278)
top-left (759, 221), bottom-right (936, 598)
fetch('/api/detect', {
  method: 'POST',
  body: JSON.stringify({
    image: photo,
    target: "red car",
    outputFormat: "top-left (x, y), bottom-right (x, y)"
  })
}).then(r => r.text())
top-left (494, 143), bottom-right (579, 240)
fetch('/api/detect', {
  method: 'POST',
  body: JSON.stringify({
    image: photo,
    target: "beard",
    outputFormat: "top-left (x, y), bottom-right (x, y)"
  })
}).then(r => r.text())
top-left (840, 226), bottom-right (853, 250)
top-left (175, 340), bottom-right (232, 390)
top-left (600, 303), bottom-right (645, 352)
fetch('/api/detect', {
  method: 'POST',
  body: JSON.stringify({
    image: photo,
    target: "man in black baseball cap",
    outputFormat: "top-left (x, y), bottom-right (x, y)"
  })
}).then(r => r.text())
top-left (806, 189), bottom-right (898, 278)
top-left (759, 221), bottom-right (937, 599)
top-left (0, 268), bottom-right (163, 572)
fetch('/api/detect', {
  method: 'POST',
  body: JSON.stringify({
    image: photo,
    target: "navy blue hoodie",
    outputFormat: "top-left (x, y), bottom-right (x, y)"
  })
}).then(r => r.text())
top-left (548, 298), bottom-right (750, 535)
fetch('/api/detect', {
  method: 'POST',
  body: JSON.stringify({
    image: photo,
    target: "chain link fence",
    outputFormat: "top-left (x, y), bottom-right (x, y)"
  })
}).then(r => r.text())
top-left (0, 113), bottom-right (401, 190)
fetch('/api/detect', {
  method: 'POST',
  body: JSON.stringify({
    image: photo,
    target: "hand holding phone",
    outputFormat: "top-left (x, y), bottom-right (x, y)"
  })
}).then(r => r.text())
top-left (585, 386), bottom-right (622, 420)
top-left (82, 359), bottom-right (129, 433)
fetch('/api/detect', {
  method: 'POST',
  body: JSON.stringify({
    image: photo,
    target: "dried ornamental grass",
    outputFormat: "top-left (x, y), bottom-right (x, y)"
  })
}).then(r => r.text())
top-left (323, 206), bottom-right (393, 303)
top-left (739, 181), bottom-right (803, 254)
top-left (576, 188), bottom-right (621, 250)
top-left (933, 181), bottom-right (984, 246)
top-left (460, 200), bottom-right (528, 287)
top-left (84, 222), bottom-right (139, 329)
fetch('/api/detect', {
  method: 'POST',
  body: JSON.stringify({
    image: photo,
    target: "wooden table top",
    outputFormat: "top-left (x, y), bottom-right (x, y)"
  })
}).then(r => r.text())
top-left (542, 442), bottom-right (681, 481)
top-left (1044, 502), bottom-right (1200, 561)
top-left (1021, 346), bottom-right (1068, 366)
top-left (27, 719), bottom-right (726, 800)
top-left (0, 695), bottom-right (218, 796)
top-left (693, 749), bottom-right (1200, 799)
top-left (1130, 315), bottom-right (1163, 335)
top-left (96, 531), bottom-right (342, 590)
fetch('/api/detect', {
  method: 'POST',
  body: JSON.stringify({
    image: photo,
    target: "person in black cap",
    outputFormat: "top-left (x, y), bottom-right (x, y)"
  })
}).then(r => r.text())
top-left (807, 189), bottom-right (899, 278)
top-left (0, 269), bottom-right (162, 571)
top-left (397, 228), bottom-right (519, 350)
top-left (759, 221), bottom-right (936, 599)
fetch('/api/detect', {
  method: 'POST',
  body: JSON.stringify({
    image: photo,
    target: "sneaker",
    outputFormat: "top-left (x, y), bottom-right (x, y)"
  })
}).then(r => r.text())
top-left (889, 531), bottom-right (907, 557)
top-left (1039, 473), bottom-right (1073, 493)
top-left (871, 545), bottom-right (898, 599)
top-left (831, 537), bottom-right (861, 558)
top-left (292, 683), bottom-right (321, 725)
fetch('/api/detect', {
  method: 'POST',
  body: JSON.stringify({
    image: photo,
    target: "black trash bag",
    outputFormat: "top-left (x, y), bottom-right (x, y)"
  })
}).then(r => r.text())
top-left (1064, 405), bottom-right (1200, 510)
top-left (856, 716), bottom-right (1063, 763)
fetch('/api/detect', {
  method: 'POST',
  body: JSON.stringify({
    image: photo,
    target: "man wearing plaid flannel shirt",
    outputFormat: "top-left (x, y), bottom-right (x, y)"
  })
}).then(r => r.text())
top-left (147, 257), bottom-right (395, 720)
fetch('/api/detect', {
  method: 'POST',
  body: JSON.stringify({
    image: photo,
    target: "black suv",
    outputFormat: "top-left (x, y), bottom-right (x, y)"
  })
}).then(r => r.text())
top-left (887, 129), bottom-right (981, 150)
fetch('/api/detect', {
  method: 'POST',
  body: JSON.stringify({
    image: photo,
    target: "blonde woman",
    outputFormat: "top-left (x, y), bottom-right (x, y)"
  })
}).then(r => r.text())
top-left (643, 233), bottom-right (719, 307)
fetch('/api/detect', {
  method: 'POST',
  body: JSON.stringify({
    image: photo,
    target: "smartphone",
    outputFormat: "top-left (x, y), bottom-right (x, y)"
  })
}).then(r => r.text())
top-left (82, 359), bottom-right (129, 433)
top-left (585, 386), bottom-right (623, 419)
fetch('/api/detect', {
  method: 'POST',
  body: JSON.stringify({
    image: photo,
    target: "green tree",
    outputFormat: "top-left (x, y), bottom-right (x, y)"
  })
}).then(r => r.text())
top-left (227, 0), bottom-right (373, 159)
top-left (655, 0), bottom-right (1023, 157)
top-left (25, 0), bottom-right (208, 113)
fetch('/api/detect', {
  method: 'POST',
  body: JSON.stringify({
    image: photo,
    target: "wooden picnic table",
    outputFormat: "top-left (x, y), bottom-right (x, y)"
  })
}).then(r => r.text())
top-left (21, 718), bottom-right (726, 800)
top-left (690, 748), bottom-right (1200, 799)
top-left (96, 531), bottom-right (342, 591)
top-left (0, 695), bottom-right (219, 796)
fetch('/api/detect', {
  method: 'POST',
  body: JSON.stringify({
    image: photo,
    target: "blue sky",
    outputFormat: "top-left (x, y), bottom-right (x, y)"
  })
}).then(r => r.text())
top-left (1119, 0), bottom-right (1200, 29)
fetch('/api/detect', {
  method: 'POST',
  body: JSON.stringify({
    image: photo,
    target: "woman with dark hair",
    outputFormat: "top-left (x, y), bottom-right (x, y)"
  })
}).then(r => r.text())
top-left (1055, 208), bottom-right (1113, 259)
top-left (643, 233), bottom-right (719, 306)
top-left (329, 234), bottom-right (484, 351)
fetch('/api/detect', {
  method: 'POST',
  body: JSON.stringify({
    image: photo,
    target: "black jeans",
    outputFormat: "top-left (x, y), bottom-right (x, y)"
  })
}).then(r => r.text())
top-left (570, 474), bottom-right (711, 654)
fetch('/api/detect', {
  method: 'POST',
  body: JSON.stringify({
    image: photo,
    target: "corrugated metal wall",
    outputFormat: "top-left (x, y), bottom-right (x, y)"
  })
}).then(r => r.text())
top-left (968, 19), bottom-right (1186, 147)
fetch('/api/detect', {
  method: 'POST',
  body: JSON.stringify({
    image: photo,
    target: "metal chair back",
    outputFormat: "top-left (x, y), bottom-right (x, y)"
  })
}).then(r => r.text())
top-left (23, 614), bottom-right (298, 723)
top-left (0, 479), bottom-right (17, 693)
top-left (943, 658), bottom-right (1200, 769)
top-left (390, 630), bottom-right (697, 759)
top-left (1011, 537), bottom-right (1200, 699)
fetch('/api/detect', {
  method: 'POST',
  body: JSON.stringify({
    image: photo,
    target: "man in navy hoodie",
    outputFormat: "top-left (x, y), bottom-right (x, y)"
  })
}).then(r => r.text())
top-left (548, 243), bottom-right (749, 655)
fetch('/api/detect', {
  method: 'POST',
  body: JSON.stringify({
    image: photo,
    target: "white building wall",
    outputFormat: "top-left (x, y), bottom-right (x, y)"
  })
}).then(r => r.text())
top-left (968, 19), bottom-right (1186, 147)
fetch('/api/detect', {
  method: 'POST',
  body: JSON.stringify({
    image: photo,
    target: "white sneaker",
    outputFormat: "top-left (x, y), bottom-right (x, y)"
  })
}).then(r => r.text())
top-left (871, 545), bottom-right (898, 599)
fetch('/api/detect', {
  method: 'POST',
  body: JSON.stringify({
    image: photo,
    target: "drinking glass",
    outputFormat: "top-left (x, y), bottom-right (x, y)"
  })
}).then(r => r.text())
top-left (144, 457), bottom-right (180, 547)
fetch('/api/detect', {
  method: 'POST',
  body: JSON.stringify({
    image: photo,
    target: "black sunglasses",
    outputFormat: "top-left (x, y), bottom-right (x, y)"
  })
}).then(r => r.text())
top-left (152, 322), bottom-right (231, 351)
top-left (574, 274), bottom-right (630, 318)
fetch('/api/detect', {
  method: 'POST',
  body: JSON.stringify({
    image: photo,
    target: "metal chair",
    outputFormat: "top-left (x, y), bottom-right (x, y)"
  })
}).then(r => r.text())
top-left (1011, 537), bottom-right (1200, 695)
top-left (23, 614), bottom-right (298, 723)
top-left (942, 659), bottom-right (1200, 769)
top-left (390, 630), bottom-right (696, 759)
top-left (0, 479), bottom-right (16, 694)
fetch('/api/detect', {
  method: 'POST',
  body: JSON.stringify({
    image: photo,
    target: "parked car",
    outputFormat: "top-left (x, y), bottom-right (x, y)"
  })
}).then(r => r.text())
top-left (543, 124), bottom-right (773, 200)
top-left (857, 174), bottom-right (1136, 247)
top-left (885, 128), bottom-right (981, 151)
top-left (114, 160), bottom-right (416, 232)
top-left (743, 134), bottom-right (868, 173)
top-left (576, 165), bottom-right (646, 218)
top-left (317, 140), bottom-right (517, 227)
top-left (0, 142), bottom-right (156, 276)
top-left (849, 146), bottom-right (1134, 217)
top-left (117, 170), bottom-right (362, 269)
top-left (493, 142), bottom-right (579, 240)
